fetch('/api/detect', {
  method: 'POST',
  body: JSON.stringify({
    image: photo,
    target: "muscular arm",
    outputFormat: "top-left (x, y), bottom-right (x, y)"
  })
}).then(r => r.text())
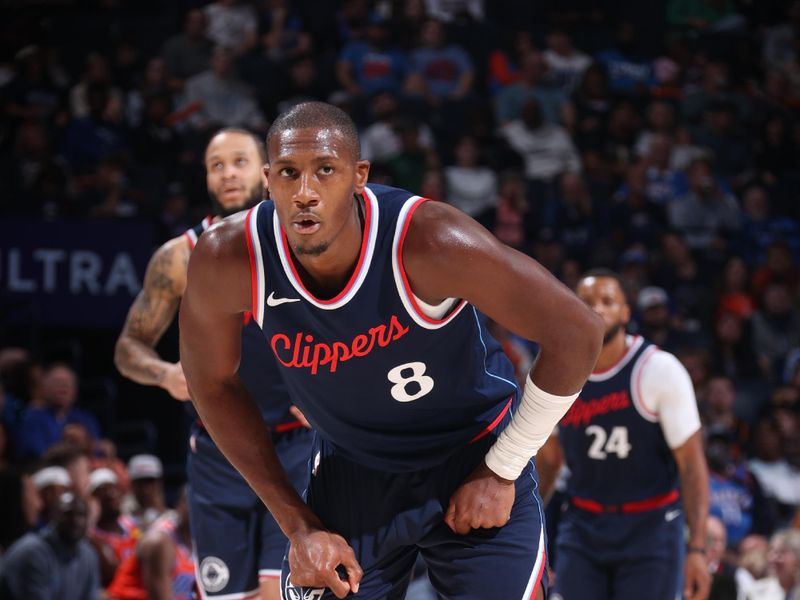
top-left (180, 216), bottom-right (361, 596)
top-left (674, 432), bottom-right (711, 600)
top-left (114, 238), bottom-right (189, 398)
top-left (139, 531), bottom-right (176, 600)
top-left (405, 201), bottom-right (602, 396)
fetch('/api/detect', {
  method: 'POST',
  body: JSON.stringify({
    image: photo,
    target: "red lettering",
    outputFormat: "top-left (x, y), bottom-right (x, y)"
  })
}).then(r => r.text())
top-left (269, 315), bottom-right (411, 375)
top-left (561, 390), bottom-right (631, 428)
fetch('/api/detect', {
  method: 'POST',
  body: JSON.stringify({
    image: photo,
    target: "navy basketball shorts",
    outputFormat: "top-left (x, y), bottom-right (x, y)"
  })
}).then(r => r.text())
top-left (188, 425), bottom-right (313, 598)
top-left (281, 430), bottom-right (548, 600)
top-left (551, 503), bottom-right (684, 600)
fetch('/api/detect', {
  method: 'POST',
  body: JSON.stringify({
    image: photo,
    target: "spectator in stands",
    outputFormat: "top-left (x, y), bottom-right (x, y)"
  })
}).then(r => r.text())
top-left (643, 134), bottom-right (686, 206)
top-left (609, 162), bottom-right (668, 251)
top-left (15, 363), bottom-right (100, 459)
top-left (542, 28), bottom-right (591, 94)
top-left (359, 92), bottom-right (435, 163)
top-left (124, 454), bottom-right (166, 530)
top-left (706, 515), bottom-right (739, 598)
top-left (60, 82), bottom-right (128, 174)
top-left (336, 13), bottom-right (408, 100)
top-left (737, 534), bottom-right (770, 596)
top-left (495, 49), bottom-right (565, 125)
top-left (31, 466), bottom-right (71, 527)
top-left (681, 60), bottom-right (751, 135)
top-left (635, 285), bottom-right (702, 354)
top-left (444, 135), bottom-right (497, 220)
top-left (161, 9), bottom-right (213, 89)
top-left (668, 158), bottom-right (740, 254)
top-left (184, 46), bottom-right (266, 132)
top-left (547, 172), bottom-right (595, 264)
top-left (635, 101), bottom-right (678, 159)
top-left (706, 429), bottom-right (773, 548)
top-left (751, 241), bottom-right (800, 296)
top-left (257, 0), bottom-right (312, 63)
top-left (744, 529), bottom-right (800, 600)
top-left (0, 492), bottom-right (100, 599)
top-left (712, 312), bottom-right (762, 382)
top-left (762, 1), bottom-right (800, 72)
top-left (203, 0), bottom-right (258, 56)
top-left (488, 170), bottom-right (530, 251)
top-left (69, 53), bottom-right (124, 122)
top-left (667, 0), bottom-right (746, 34)
top-left (107, 486), bottom-right (195, 600)
top-left (595, 21), bottom-right (654, 96)
top-left (717, 256), bottom-right (756, 319)
top-left (694, 99), bottom-right (753, 186)
top-left (500, 98), bottom-right (581, 192)
top-left (3, 45), bottom-right (67, 125)
top-left (563, 62), bottom-right (614, 150)
top-left (487, 30), bottom-right (534, 93)
top-left (748, 417), bottom-right (800, 523)
top-left (43, 443), bottom-right (92, 499)
top-left (87, 468), bottom-right (140, 586)
top-left (0, 467), bottom-right (42, 554)
top-left (739, 188), bottom-right (800, 268)
top-left (751, 282), bottom-right (800, 382)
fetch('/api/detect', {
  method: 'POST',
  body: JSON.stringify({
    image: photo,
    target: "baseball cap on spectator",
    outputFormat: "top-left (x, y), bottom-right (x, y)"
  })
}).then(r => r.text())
top-left (88, 468), bottom-right (118, 493)
top-left (127, 454), bottom-right (163, 481)
top-left (32, 466), bottom-right (71, 489)
top-left (637, 287), bottom-right (669, 311)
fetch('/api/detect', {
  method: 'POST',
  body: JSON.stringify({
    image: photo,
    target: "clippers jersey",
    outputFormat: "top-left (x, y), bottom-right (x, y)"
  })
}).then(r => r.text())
top-left (559, 336), bottom-right (678, 504)
top-left (185, 217), bottom-right (295, 426)
top-left (245, 184), bottom-right (518, 472)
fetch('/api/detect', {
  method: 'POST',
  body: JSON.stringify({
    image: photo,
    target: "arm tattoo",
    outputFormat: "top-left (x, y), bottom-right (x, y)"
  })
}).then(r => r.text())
top-left (115, 242), bottom-right (186, 385)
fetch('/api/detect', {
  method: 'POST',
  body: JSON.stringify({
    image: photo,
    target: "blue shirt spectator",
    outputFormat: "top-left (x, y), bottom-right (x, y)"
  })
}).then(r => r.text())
top-left (407, 19), bottom-right (473, 101)
top-left (495, 50), bottom-right (565, 125)
top-left (15, 364), bottom-right (100, 459)
top-left (337, 18), bottom-right (408, 97)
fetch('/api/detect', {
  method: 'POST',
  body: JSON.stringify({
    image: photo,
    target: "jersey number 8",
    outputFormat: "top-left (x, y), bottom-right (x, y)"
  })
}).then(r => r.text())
top-left (388, 361), bottom-right (434, 402)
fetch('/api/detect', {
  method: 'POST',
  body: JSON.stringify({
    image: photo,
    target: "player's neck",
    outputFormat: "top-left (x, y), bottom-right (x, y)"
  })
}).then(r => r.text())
top-left (594, 331), bottom-right (629, 373)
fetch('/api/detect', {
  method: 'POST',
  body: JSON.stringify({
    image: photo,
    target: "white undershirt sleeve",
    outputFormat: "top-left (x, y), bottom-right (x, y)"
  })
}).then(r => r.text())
top-left (638, 349), bottom-right (701, 449)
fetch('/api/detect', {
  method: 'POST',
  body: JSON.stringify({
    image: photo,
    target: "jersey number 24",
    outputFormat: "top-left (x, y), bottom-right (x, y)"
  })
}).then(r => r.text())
top-left (585, 425), bottom-right (632, 459)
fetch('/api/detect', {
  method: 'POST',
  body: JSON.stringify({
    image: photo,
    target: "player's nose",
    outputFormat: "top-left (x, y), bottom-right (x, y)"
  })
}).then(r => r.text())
top-left (293, 172), bottom-right (320, 206)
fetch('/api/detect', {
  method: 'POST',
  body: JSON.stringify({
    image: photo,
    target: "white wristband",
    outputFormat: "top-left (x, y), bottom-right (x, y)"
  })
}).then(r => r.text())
top-left (484, 376), bottom-right (580, 480)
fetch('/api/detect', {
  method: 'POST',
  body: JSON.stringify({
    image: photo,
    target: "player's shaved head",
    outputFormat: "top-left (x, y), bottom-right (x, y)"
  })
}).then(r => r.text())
top-left (579, 268), bottom-right (629, 303)
top-left (266, 102), bottom-right (360, 161)
top-left (205, 127), bottom-right (267, 164)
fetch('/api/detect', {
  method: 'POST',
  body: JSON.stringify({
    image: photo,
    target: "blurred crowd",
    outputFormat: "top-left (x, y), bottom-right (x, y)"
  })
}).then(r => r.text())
top-left (1, 0), bottom-right (800, 598)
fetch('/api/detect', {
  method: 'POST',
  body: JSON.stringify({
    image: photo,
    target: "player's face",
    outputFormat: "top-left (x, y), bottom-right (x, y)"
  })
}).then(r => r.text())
top-left (205, 132), bottom-right (264, 216)
top-left (265, 127), bottom-right (369, 257)
top-left (576, 276), bottom-right (630, 345)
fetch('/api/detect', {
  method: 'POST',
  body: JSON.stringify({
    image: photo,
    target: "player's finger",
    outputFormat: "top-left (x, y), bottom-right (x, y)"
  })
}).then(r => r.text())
top-left (323, 570), bottom-right (351, 599)
top-left (443, 503), bottom-right (458, 532)
top-left (339, 548), bottom-right (363, 593)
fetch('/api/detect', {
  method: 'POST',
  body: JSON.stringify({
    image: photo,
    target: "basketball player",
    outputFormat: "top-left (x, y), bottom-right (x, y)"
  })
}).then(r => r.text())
top-left (115, 128), bottom-right (312, 600)
top-left (541, 270), bottom-right (710, 600)
top-left (179, 102), bottom-right (605, 600)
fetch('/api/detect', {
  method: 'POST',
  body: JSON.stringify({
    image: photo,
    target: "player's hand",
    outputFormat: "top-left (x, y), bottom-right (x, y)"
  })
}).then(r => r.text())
top-left (444, 460), bottom-right (516, 535)
top-left (683, 551), bottom-right (711, 600)
top-left (161, 362), bottom-right (191, 401)
top-left (287, 529), bottom-right (363, 599)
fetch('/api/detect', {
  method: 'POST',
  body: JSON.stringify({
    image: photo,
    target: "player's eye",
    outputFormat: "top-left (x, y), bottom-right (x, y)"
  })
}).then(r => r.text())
top-left (212, 162), bottom-right (223, 171)
top-left (280, 168), bottom-right (296, 177)
top-left (319, 166), bottom-right (334, 175)
top-left (236, 158), bottom-right (248, 166)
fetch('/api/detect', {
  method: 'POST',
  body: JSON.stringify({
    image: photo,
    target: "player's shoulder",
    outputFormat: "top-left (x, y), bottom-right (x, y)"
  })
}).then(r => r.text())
top-left (193, 210), bottom-right (249, 260)
top-left (638, 340), bottom-right (688, 377)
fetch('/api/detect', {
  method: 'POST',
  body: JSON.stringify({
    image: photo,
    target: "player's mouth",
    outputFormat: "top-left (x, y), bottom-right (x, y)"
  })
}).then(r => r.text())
top-left (221, 186), bottom-right (243, 200)
top-left (292, 213), bottom-right (321, 235)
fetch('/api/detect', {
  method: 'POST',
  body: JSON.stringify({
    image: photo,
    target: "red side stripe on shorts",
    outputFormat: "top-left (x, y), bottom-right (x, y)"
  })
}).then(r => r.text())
top-left (529, 549), bottom-right (547, 600)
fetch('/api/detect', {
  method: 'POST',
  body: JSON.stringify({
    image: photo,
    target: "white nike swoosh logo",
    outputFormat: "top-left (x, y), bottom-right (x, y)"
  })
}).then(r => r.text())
top-left (266, 291), bottom-right (301, 307)
top-left (665, 509), bottom-right (681, 522)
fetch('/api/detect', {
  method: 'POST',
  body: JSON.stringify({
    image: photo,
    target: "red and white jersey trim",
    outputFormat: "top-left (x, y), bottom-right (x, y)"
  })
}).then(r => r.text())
top-left (184, 216), bottom-right (213, 249)
top-left (588, 335), bottom-right (644, 382)
top-left (271, 188), bottom-right (379, 311)
top-left (391, 196), bottom-right (468, 329)
top-left (245, 205), bottom-right (266, 327)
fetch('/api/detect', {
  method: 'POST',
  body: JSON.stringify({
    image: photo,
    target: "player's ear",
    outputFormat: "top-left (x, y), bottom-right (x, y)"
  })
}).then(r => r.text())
top-left (354, 159), bottom-right (370, 194)
top-left (622, 302), bottom-right (631, 325)
top-left (262, 163), bottom-right (270, 195)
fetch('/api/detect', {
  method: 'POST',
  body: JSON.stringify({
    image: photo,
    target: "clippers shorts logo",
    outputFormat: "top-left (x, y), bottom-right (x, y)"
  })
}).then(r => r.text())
top-left (199, 556), bottom-right (230, 593)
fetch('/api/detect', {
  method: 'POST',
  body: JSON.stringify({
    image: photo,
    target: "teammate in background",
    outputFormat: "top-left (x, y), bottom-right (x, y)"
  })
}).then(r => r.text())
top-left (180, 102), bottom-right (603, 599)
top-left (107, 487), bottom-right (195, 600)
top-left (539, 270), bottom-right (710, 600)
top-left (115, 128), bottom-right (312, 600)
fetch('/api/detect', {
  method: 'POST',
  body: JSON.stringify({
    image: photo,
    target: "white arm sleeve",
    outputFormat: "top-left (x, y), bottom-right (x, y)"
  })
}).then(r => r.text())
top-left (484, 377), bottom-right (579, 480)
top-left (638, 350), bottom-right (701, 449)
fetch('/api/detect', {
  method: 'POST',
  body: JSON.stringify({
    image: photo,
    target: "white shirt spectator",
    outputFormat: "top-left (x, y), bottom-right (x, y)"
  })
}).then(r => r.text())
top-left (501, 120), bottom-right (581, 181)
top-left (360, 122), bottom-right (435, 163)
top-left (444, 166), bottom-right (497, 217)
top-left (204, 1), bottom-right (257, 54)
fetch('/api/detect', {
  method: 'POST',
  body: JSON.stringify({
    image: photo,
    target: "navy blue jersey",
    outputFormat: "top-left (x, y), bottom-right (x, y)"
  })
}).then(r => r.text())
top-left (185, 218), bottom-right (295, 427)
top-left (559, 336), bottom-right (678, 504)
top-left (245, 184), bottom-right (518, 472)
